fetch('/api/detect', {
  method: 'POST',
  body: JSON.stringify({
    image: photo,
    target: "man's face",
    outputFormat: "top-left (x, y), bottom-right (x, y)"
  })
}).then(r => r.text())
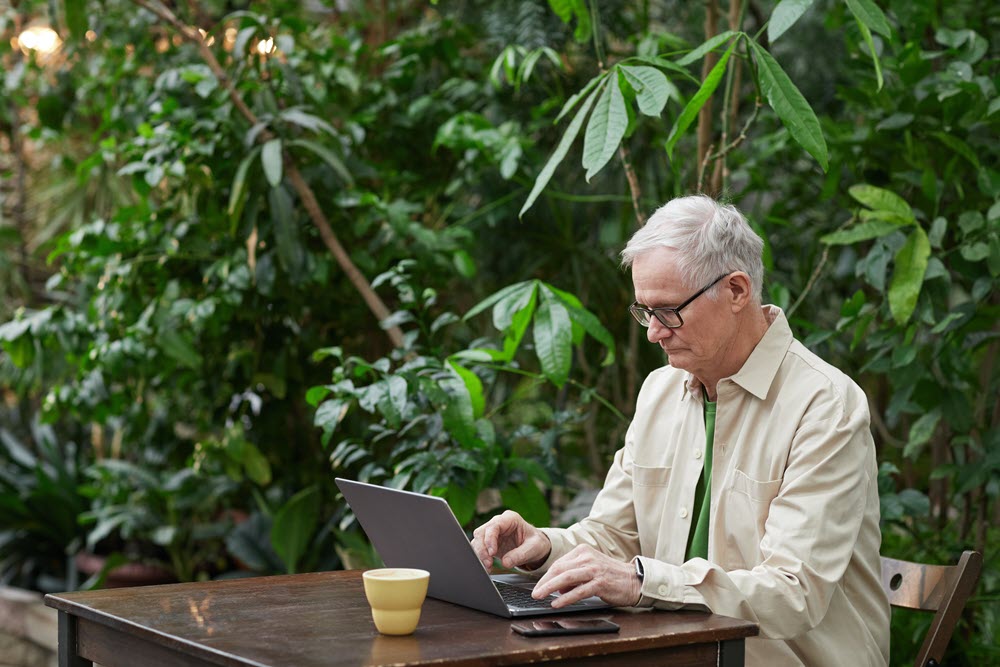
top-left (631, 247), bottom-right (733, 379)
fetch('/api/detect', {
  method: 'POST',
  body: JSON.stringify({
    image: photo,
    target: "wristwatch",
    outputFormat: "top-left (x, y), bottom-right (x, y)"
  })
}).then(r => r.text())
top-left (634, 557), bottom-right (645, 582)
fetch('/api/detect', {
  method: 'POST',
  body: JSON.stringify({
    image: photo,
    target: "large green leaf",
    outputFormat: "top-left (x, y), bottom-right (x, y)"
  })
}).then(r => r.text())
top-left (889, 226), bottom-right (930, 325)
top-left (844, 0), bottom-right (891, 38)
top-left (903, 408), bottom-right (941, 459)
top-left (280, 108), bottom-right (338, 137)
top-left (492, 281), bottom-right (538, 332)
top-left (444, 482), bottom-right (478, 527)
top-left (749, 41), bottom-right (828, 171)
top-left (226, 514), bottom-right (282, 573)
top-left (261, 139), bottom-right (283, 187)
top-left (447, 360), bottom-right (485, 419)
top-left (569, 0), bottom-right (592, 42)
top-left (930, 132), bottom-right (981, 170)
top-left (157, 329), bottom-right (202, 368)
top-left (520, 86), bottom-right (601, 217)
top-left (439, 374), bottom-right (478, 447)
top-left (500, 481), bottom-right (550, 528)
top-left (665, 41), bottom-right (735, 158)
top-left (619, 66), bottom-right (674, 117)
top-left (582, 75), bottom-right (628, 181)
top-left (547, 0), bottom-right (573, 21)
top-left (676, 31), bottom-right (739, 67)
top-left (228, 147), bottom-right (261, 228)
top-left (464, 281), bottom-right (531, 322)
top-left (632, 56), bottom-right (700, 84)
top-left (533, 290), bottom-right (572, 388)
top-left (242, 443), bottom-right (272, 486)
top-left (547, 0), bottom-right (591, 43)
top-left (555, 72), bottom-right (608, 124)
top-left (271, 486), bottom-right (320, 574)
top-left (287, 139), bottom-right (354, 185)
top-left (544, 284), bottom-right (615, 366)
top-left (820, 220), bottom-right (908, 245)
top-left (268, 186), bottom-right (306, 279)
top-left (848, 184), bottom-right (914, 220)
top-left (854, 17), bottom-right (884, 91)
top-left (768, 0), bottom-right (815, 43)
top-left (502, 297), bottom-right (536, 362)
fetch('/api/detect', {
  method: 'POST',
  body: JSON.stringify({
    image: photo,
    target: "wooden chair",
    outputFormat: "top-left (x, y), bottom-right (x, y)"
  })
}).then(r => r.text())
top-left (881, 550), bottom-right (983, 667)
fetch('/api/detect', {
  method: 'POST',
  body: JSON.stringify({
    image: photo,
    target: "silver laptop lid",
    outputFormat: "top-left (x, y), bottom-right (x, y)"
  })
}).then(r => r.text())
top-left (335, 478), bottom-right (511, 616)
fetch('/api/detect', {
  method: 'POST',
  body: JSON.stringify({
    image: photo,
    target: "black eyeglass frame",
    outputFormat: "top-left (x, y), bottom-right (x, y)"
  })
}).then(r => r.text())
top-left (629, 272), bottom-right (732, 329)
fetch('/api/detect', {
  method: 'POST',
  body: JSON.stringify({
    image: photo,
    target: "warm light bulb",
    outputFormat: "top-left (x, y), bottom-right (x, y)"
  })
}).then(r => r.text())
top-left (255, 37), bottom-right (274, 55)
top-left (16, 26), bottom-right (61, 54)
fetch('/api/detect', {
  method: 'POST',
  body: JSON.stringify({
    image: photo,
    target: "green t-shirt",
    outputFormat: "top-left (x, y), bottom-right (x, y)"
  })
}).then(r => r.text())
top-left (685, 399), bottom-right (716, 561)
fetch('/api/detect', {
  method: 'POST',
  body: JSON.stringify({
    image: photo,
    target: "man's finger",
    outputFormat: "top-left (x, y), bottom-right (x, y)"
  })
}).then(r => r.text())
top-left (500, 541), bottom-right (536, 569)
top-left (484, 523), bottom-right (499, 554)
top-left (550, 579), bottom-right (599, 608)
top-left (532, 567), bottom-right (583, 600)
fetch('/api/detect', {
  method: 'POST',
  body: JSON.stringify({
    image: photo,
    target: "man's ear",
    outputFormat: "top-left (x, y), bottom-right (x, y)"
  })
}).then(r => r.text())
top-left (726, 272), bottom-right (753, 313)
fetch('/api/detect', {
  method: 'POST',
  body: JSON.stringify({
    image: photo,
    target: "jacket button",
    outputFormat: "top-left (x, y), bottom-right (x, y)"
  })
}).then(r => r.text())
top-left (694, 449), bottom-right (703, 459)
top-left (679, 507), bottom-right (688, 519)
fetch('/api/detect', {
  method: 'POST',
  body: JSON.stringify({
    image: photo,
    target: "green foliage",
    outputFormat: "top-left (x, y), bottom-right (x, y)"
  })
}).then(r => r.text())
top-left (520, 22), bottom-right (843, 216)
top-left (0, 414), bottom-right (88, 592)
top-left (79, 458), bottom-right (236, 582)
top-left (0, 2), bottom-right (996, 661)
top-left (270, 486), bottom-right (321, 574)
top-left (311, 266), bottom-right (618, 531)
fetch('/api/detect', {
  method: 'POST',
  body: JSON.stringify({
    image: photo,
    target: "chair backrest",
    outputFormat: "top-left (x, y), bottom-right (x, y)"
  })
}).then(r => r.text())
top-left (881, 550), bottom-right (983, 667)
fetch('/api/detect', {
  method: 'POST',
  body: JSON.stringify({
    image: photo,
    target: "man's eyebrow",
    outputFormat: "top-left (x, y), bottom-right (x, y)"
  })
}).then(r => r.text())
top-left (635, 298), bottom-right (676, 308)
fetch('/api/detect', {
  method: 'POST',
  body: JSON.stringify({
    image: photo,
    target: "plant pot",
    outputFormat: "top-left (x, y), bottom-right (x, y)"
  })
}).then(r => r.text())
top-left (74, 551), bottom-right (176, 588)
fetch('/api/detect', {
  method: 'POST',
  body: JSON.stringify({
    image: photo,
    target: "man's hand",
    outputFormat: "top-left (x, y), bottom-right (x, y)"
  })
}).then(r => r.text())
top-left (471, 510), bottom-right (552, 571)
top-left (531, 545), bottom-right (642, 608)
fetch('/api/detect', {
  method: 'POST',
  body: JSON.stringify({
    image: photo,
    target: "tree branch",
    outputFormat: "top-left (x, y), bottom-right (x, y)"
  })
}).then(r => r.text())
top-left (618, 144), bottom-right (645, 226)
top-left (710, 0), bottom-right (746, 195)
top-left (696, 0), bottom-right (720, 177)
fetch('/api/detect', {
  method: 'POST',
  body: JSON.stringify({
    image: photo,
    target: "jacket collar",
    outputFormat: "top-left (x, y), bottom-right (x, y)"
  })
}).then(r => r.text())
top-left (684, 305), bottom-right (793, 402)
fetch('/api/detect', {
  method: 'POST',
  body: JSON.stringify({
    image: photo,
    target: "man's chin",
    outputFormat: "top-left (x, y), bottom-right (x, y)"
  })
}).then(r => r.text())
top-left (664, 350), bottom-right (688, 368)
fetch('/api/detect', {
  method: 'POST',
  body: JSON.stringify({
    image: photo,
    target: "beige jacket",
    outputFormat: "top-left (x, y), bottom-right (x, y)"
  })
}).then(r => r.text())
top-left (538, 306), bottom-right (890, 666)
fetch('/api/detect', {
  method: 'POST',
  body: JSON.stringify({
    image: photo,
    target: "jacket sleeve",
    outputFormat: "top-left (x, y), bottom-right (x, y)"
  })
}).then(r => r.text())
top-left (533, 423), bottom-right (641, 569)
top-left (635, 400), bottom-right (876, 640)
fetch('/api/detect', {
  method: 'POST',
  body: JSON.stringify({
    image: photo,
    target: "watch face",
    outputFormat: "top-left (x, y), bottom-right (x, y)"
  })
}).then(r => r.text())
top-left (635, 558), bottom-right (644, 580)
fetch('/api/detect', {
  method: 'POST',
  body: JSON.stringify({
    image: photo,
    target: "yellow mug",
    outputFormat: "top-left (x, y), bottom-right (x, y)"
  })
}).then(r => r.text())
top-left (362, 568), bottom-right (430, 635)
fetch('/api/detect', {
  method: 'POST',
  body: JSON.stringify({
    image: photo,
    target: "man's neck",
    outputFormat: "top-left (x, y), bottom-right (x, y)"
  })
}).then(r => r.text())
top-left (697, 305), bottom-right (770, 401)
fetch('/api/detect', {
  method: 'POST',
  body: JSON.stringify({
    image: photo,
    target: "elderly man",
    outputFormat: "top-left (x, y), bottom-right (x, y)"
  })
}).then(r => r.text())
top-left (471, 195), bottom-right (890, 666)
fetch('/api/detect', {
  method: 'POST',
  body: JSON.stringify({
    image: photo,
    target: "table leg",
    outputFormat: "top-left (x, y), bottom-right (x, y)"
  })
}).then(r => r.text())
top-left (58, 612), bottom-right (93, 667)
top-left (719, 638), bottom-right (745, 667)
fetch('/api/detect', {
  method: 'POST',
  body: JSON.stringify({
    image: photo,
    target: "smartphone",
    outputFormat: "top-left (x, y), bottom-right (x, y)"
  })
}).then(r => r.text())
top-left (510, 618), bottom-right (620, 637)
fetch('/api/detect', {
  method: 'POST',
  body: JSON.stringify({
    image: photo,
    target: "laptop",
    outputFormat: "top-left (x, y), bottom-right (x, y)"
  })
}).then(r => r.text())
top-left (335, 478), bottom-right (611, 618)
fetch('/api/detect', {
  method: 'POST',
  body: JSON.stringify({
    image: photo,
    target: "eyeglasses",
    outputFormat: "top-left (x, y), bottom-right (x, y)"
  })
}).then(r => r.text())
top-left (629, 273), bottom-right (731, 329)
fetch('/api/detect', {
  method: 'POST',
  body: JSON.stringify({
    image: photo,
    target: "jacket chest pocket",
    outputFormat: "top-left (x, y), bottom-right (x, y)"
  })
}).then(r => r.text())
top-left (722, 468), bottom-right (783, 567)
top-left (632, 464), bottom-right (671, 556)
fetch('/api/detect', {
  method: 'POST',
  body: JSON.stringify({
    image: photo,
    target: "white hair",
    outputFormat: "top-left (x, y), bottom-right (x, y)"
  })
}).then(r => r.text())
top-left (620, 195), bottom-right (764, 303)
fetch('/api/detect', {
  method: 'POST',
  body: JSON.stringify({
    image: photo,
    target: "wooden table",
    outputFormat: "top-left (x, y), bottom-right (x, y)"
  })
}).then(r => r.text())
top-left (45, 570), bottom-right (758, 666)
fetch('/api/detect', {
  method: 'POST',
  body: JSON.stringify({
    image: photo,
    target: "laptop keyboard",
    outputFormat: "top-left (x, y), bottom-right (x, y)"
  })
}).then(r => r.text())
top-left (495, 581), bottom-right (556, 609)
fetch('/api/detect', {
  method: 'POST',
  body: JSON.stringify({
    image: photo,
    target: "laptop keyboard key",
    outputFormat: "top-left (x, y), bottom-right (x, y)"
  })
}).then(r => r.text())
top-left (495, 581), bottom-right (556, 609)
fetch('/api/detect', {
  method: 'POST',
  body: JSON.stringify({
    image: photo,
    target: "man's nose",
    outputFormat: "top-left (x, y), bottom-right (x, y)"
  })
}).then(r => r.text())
top-left (646, 318), bottom-right (673, 343)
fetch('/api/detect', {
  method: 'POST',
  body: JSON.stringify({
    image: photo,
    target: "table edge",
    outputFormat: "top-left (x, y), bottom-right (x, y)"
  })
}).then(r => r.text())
top-left (46, 593), bottom-right (268, 667)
